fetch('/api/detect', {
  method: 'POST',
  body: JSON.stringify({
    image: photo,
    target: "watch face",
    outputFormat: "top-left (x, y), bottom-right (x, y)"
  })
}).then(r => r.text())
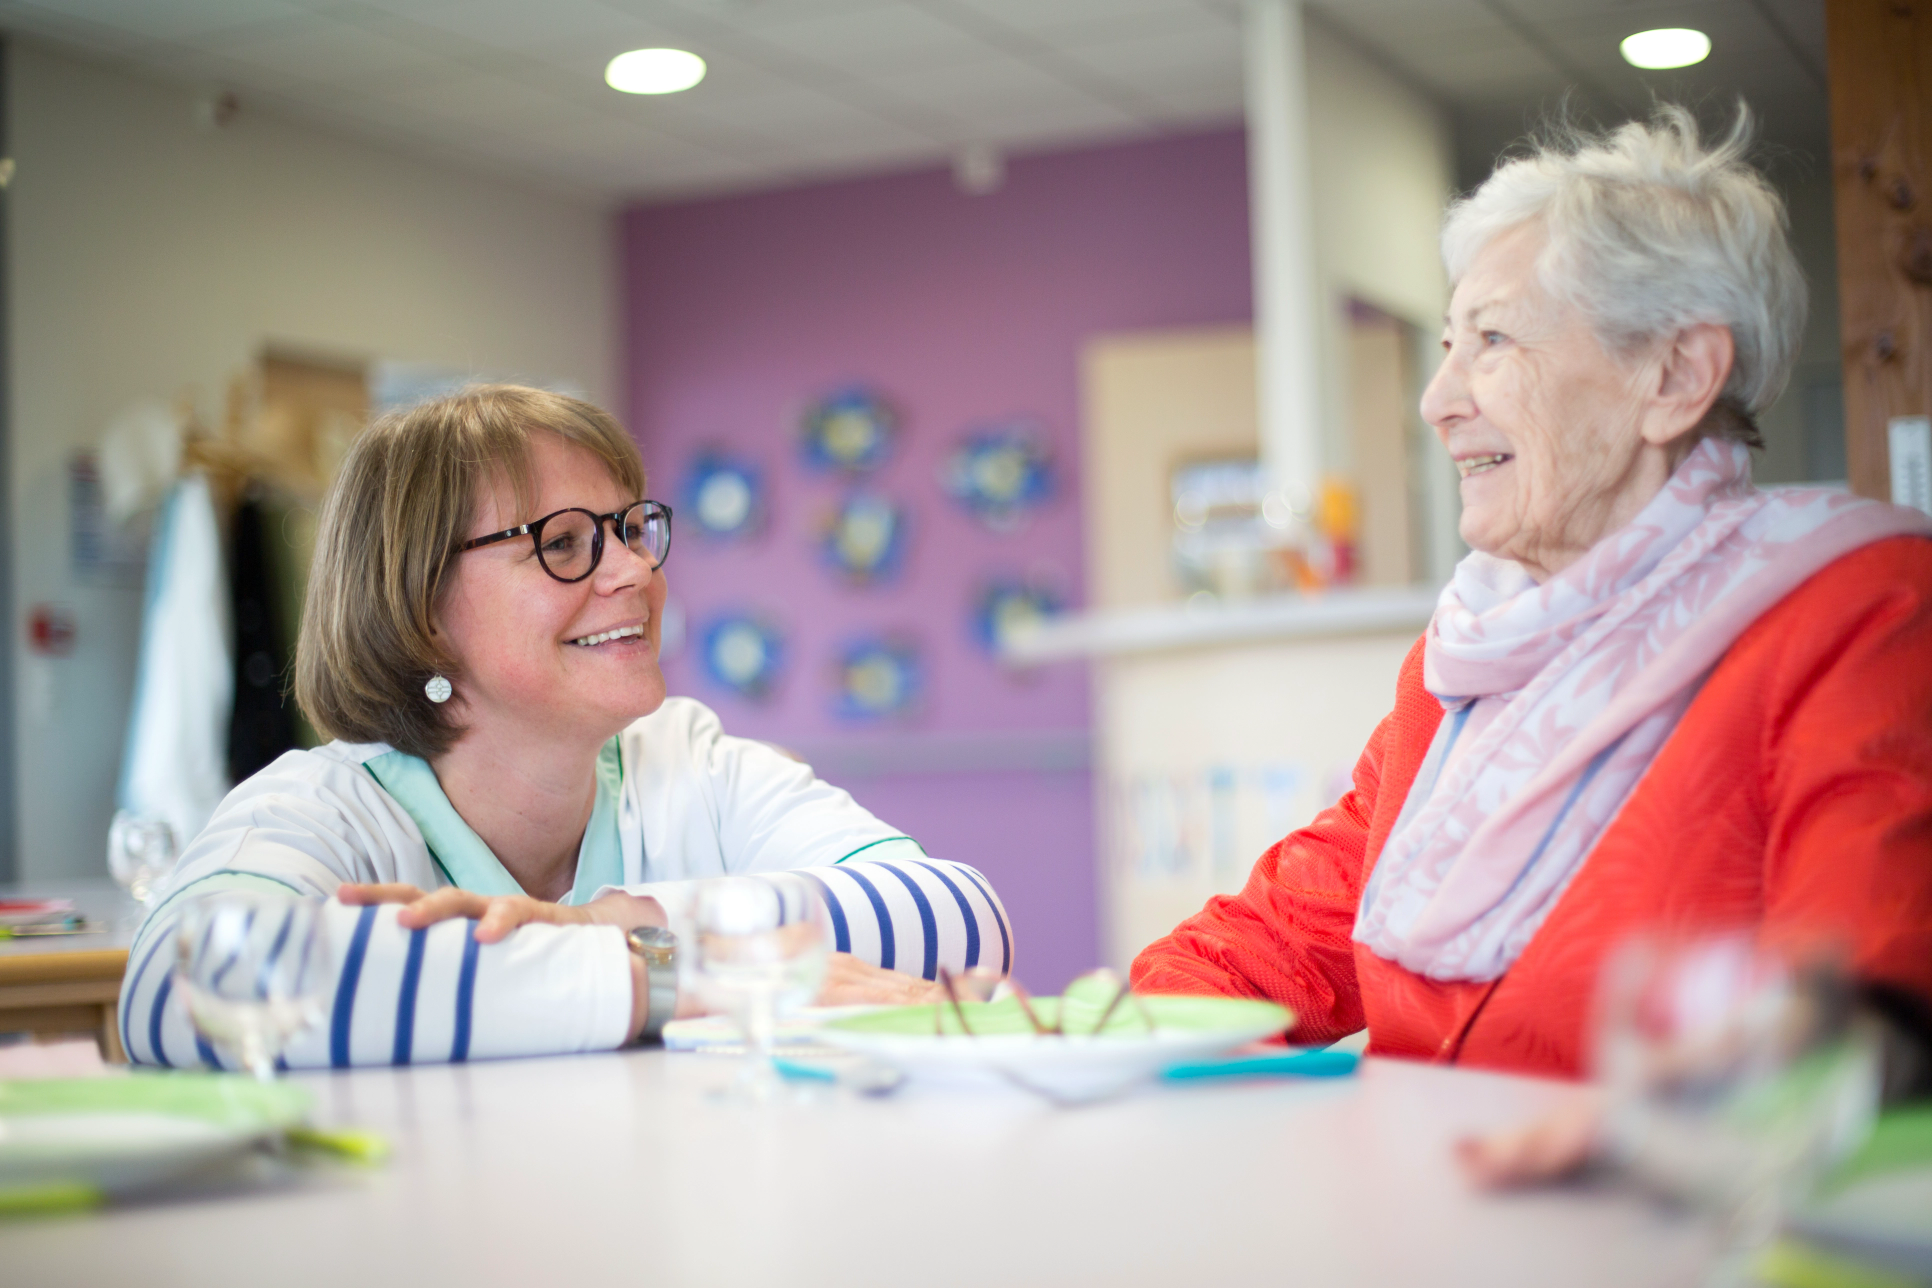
top-left (630, 926), bottom-right (677, 950)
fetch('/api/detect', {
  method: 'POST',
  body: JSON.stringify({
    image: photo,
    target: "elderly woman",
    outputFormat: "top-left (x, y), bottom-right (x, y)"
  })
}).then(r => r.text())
top-left (121, 386), bottom-right (1011, 1067)
top-left (1133, 108), bottom-right (1932, 1078)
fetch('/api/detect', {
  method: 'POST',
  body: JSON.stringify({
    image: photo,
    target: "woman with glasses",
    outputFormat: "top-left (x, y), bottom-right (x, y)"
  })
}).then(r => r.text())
top-left (120, 385), bottom-right (1012, 1067)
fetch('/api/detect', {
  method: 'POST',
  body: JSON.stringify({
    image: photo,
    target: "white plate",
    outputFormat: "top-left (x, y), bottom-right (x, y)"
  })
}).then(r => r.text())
top-left (0, 1111), bottom-right (270, 1198)
top-left (818, 995), bottom-right (1293, 1103)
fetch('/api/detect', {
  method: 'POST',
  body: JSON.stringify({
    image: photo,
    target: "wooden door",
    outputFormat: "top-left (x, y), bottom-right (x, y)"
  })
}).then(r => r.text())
top-left (1828, 0), bottom-right (1932, 502)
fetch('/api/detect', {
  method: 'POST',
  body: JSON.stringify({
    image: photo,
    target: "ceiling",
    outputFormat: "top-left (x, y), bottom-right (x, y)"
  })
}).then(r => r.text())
top-left (0, 0), bottom-right (1831, 204)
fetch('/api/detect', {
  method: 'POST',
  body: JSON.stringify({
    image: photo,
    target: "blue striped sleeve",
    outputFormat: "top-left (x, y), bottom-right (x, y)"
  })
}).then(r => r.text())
top-left (912, 860), bottom-right (980, 971)
top-left (330, 905), bottom-right (379, 1068)
top-left (787, 858), bottom-right (1011, 983)
top-left (393, 927), bottom-right (428, 1065)
top-left (953, 863), bottom-right (1012, 976)
top-left (878, 865), bottom-right (939, 981)
top-left (837, 866), bottom-right (896, 972)
top-left (799, 870), bottom-right (851, 953)
top-left (451, 921), bottom-right (481, 1063)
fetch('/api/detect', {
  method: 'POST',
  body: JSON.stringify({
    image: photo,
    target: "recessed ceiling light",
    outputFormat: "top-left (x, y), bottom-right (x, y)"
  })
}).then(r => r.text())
top-left (605, 48), bottom-right (706, 95)
top-left (1619, 28), bottom-right (1711, 70)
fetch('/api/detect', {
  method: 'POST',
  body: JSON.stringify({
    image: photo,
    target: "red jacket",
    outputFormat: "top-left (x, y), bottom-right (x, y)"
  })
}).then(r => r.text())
top-left (1130, 537), bottom-right (1932, 1079)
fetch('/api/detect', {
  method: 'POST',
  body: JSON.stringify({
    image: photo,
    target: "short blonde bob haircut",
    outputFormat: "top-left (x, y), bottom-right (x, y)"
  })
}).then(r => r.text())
top-left (1442, 103), bottom-right (1806, 447)
top-left (295, 384), bottom-right (647, 760)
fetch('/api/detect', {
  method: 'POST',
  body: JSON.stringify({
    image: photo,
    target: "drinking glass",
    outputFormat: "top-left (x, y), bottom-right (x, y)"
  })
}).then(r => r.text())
top-left (1594, 933), bottom-right (1880, 1279)
top-left (175, 892), bottom-right (330, 1081)
top-left (107, 810), bottom-right (178, 908)
top-left (690, 874), bottom-right (831, 1101)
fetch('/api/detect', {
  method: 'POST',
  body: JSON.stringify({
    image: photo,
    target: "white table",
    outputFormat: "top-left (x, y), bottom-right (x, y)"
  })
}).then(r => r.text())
top-left (0, 1049), bottom-right (1719, 1287)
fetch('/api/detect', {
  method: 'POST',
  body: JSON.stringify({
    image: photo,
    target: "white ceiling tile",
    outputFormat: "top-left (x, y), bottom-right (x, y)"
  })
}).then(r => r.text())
top-left (392, 0), bottom-right (685, 61)
top-left (739, 4), bottom-right (993, 72)
top-left (936, 0), bottom-right (1213, 38)
top-left (638, 0), bottom-right (904, 32)
top-left (4, 0), bottom-right (311, 41)
top-left (1054, 18), bottom-right (1240, 85)
top-left (867, 56), bottom-right (1141, 132)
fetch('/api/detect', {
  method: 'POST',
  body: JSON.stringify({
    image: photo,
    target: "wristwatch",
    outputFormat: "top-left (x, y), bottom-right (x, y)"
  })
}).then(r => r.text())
top-left (625, 925), bottom-right (679, 1045)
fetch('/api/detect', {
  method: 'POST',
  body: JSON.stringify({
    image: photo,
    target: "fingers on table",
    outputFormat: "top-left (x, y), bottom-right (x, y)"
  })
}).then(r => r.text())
top-left (394, 888), bottom-right (493, 931)
top-left (474, 897), bottom-right (555, 943)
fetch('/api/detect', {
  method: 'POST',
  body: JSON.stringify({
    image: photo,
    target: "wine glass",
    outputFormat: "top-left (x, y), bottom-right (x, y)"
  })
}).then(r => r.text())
top-left (691, 874), bottom-right (831, 1101)
top-left (108, 811), bottom-right (179, 910)
top-left (175, 892), bottom-right (330, 1081)
top-left (1594, 933), bottom-right (1880, 1280)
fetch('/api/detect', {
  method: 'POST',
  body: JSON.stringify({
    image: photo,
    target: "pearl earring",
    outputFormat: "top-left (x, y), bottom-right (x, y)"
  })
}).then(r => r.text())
top-left (424, 675), bottom-right (453, 704)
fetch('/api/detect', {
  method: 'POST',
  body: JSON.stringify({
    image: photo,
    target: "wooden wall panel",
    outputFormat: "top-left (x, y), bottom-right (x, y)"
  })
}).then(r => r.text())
top-left (1828, 0), bottom-right (1932, 500)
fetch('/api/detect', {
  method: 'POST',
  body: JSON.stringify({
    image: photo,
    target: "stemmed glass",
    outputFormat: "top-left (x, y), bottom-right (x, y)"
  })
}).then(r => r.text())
top-left (108, 811), bottom-right (179, 911)
top-left (175, 892), bottom-right (330, 1081)
top-left (1594, 933), bottom-right (1880, 1282)
top-left (691, 874), bottom-right (831, 1101)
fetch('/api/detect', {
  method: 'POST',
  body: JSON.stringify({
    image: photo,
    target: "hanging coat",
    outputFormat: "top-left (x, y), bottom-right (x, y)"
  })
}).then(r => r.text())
top-left (227, 493), bottom-right (295, 780)
top-left (118, 473), bottom-right (232, 852)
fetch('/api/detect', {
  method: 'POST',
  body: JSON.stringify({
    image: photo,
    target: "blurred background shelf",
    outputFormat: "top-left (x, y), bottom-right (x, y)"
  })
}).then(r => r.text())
top-left (1001, 585), bottom-right (1440, 664)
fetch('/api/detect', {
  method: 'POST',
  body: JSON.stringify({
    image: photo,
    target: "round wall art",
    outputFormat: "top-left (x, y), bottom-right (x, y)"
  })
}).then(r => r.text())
top-left (941, 422), bottom-right (1054, 531)
top-left (834, 634), bottom-right (923, 721)
top-left (800, 386), bottom-right (896, 474)
top-left (970, 576), bottom-right (1063, 656)
top-left (682, 451), bottom-right (764, 541)
top-left (700, 612), bottom-right (785, 702)
top-left (820, 492), bottom-right (907, 585)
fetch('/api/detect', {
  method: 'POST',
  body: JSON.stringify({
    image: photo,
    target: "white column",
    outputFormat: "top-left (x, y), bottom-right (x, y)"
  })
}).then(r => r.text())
top-left (1244, 0), bottom-right (1323, 512)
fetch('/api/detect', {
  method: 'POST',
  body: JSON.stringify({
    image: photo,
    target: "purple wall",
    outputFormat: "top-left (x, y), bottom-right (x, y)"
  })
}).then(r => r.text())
top-left (621, 128), bottom-right (1252, 989)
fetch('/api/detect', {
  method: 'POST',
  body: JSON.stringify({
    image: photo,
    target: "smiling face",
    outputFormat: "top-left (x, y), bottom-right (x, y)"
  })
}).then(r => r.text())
top-left (1422, 222), bottom-right (1679, 581)
top-left (434, 432), bottom-right (668, 754)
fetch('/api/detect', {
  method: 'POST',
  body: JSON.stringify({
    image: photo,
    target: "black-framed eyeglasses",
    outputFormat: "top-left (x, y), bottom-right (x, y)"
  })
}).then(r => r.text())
top-left (458, 500), bottom-right (673, 583)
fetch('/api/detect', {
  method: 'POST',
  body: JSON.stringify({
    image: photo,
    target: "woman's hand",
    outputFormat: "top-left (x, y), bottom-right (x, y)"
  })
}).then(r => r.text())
top-left (336, 883), bottom-right (666, 945)
top-left (816, 952), bottom-right (946, 1007)
top-left (1454, 1089), bottom-right (1602, 1189)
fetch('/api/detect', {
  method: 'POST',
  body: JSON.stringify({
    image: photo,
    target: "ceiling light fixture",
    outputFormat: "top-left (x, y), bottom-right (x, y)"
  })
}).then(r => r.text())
top-left (605, 48), bottom-right (706, 95)
top-left (1619, 28), bottom-right (1711, 70)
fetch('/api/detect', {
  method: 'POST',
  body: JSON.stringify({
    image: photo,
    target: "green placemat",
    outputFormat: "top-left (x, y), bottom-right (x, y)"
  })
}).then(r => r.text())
top-left (0, 1073), bottom-right (311, 1132)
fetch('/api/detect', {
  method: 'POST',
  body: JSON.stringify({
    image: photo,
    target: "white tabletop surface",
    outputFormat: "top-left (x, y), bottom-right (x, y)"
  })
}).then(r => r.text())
top-left (0, 1048), bottom-right (1719, 1288)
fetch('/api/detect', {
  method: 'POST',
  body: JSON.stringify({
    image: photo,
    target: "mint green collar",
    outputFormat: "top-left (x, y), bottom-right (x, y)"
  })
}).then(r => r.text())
top-left (362, 739), bottom-right (625, 907)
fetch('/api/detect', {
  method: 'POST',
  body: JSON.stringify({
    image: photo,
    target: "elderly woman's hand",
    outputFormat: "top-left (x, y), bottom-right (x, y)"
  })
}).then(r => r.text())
top-left (336, 883), bottom-right (666, 945)
top-left (816, 952), bottom-right (945, 1007)
top-left (1454, 1089), bottom-right (1602, 1189)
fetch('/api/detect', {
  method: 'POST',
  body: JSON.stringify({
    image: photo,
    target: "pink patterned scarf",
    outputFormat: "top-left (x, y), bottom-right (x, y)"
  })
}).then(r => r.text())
top-left (1354, 438), bottom-right (1931, 982)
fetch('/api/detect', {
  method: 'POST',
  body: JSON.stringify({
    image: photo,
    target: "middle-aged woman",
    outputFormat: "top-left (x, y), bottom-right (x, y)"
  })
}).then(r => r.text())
top-left (1133, 107), bottom-right (1932, 1079)
top-left (120, 386), bottom-right (1013, 1068)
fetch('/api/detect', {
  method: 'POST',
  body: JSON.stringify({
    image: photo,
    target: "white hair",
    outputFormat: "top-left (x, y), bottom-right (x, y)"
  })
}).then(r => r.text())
top-left (1442, 105), bottom-right (1806, 439)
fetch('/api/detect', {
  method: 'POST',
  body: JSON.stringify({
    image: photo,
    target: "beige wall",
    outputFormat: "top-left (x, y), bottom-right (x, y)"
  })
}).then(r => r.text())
top-left (9, 41), bottom-right (617, 881)
top-left (1306, 20), bottom-right (1455, 480)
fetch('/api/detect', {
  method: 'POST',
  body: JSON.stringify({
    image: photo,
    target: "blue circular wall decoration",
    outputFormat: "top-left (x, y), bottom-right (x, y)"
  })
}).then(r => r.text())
top-left (801, 387), bottom-right (896, 474)
top-left (682, 452), bottom-right (764, 541)
top-left (700, 612), bottom-right (784, 702)
top-left (820, 492), bottom-right (907, 585)
top-left (834, 635), bottom-right (923, 721)
top-left (971, 577), bottom-right (1064, 656)
top-left (941, 422), bottom-right (1054, 531)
